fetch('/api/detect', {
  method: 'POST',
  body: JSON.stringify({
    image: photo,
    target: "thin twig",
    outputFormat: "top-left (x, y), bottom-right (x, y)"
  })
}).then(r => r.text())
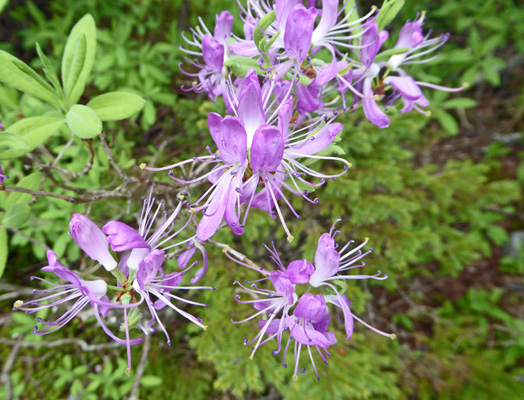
top-left (6, 227), bottom-right (50, 252)
top-left (100, 132), bottom-right (130, 182)
top-left (52, 134), bottom-right (75, 166)
top-left (0, 185), bottom-right (129, 203)
top-left (0, 338), bottom-right (120, 351)
top-left (128, 334), bottom-right (151, 400)
top-left (1, 336), bottom-right (23, 400)
top-left (206, 238), bottom-right (268, 276)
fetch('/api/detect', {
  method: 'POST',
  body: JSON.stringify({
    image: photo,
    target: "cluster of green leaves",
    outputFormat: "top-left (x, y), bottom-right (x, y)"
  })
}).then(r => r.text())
top-left (0, 12), bottom-right (147, 279)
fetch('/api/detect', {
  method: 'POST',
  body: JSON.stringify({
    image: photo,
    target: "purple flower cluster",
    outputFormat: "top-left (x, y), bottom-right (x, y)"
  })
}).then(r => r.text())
top-left (142, 1), bottom-right (462, 242)
top-left (14, 187), bottom-right (213, 375)
top-left (14, 0), bottom-right (464, 380)
top-left (231, 219), bottom-right (394, 380)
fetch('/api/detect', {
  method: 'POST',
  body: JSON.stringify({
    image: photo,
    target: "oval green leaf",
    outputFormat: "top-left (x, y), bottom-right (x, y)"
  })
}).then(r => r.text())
top-left (0, 117), bottom-right (65, 160)
top-left (2, 203), bottom-right (31, 229)
top-left (66, 104), bottom-right (103, 139)
top-left (87, 92), bottom-right (146, 121)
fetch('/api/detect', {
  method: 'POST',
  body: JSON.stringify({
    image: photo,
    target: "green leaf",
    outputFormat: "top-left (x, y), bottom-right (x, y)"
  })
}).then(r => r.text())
top-left (5, 172), bottom-right (42, 210)
top-left (66, 104), bottom-right (103, 139)
top-left (0, 132), bottom-right (28, 152)
top-left (140, 376), bottom-right (162, 388)
top-left (224, 56), bottom-right (264, 77)
top-left (35, 43), bottom-right (63, 97)
top-left (62, 34), bottom-right (87, 102)
top-left (61, 14), bottom-right (97, 105)
top-left (282, 70), bottom-right (311, 86)
top-left (2, 203), bottom-right (31, 228)
top-left (436, 111), bottom-right (459, 135)
top-left (253, 11), bottom-right (276, 48)
top-left (0, 227), bottom-right (7, 279)
top-left (87, 92), bottom-right (146, 121)
top-left (0, 117), bottom-right (65, 160)
top-left (0, 51), bottom-right (61, 106)
top-left (376, 0), bottom-right (405, 31)
top-left (443, 98), bottom-right (477, 109)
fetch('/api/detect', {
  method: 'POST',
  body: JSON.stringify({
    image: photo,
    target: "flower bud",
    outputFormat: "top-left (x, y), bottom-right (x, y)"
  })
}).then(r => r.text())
top-left (69, 214), bottom-right (117, 271)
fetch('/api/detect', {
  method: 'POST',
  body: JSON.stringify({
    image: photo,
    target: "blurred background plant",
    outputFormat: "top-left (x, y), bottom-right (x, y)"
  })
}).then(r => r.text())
top-left (0, 0), bottom-right (523, 399)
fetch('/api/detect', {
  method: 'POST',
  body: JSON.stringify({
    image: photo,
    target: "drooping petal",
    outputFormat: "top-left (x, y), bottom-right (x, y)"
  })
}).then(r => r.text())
top-left (287, 316), bottom-right (333, 347)
top-left (293, 293), bottom-right (327, 323)
top-left (41, 250), bottom-right (82, 287)
top-left (296, 82), bottom-right (322, 114)
top-left (196, 173), bottom-right (233, 241)
top-left (69, 214), bottom-right (117, 271)
top-left (285, 259), bottom-right (314, 284)
top-left (103, 221), bottom-right (150, 252)
top-left (224, 171), bottom-right (245, 236)
top-left (363, 77), bottom-right (390, 128)
top-left (250, 125), bottom-right (285, 173)
top-left (284, 5), bottom-right (317, 61)
top-left (287, 122), bottom-right (343, 156)
top-left (325, 294), bottom-right (354, 338)
top-left (384, 76), bottom-right (424, 101)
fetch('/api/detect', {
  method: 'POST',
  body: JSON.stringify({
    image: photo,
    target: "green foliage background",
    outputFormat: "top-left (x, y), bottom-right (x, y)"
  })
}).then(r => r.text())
top-left (0, 0), bottom-right (523, 399)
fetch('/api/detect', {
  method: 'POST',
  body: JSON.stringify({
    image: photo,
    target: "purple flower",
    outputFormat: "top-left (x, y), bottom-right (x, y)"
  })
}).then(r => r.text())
top-left (180, 11), bottom-right (234, 101)
top-left (232, 270), bottom-right (297, 360)
top-left (231, 220), bottom-right (394, 380)
top-left (103, 186), bottom-right (195, 271)
top-left (131, 249), bottom-right (215, 344)
top-left (13, 251), bottom-right (141, 347)
top-left (143, 70), bottom-right (349, 241)
top-left (69, 214), bottom-right (117, 271)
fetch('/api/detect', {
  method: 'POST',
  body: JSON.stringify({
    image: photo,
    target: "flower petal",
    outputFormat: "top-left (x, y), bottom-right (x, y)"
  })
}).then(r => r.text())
top-left (293, 293), bottom-right (327, 323)
top-left (69, 214), bottom-right (117, 271)
top-left (214, 11), bottom-right (234, 45)
top-left (363, 77), bottom-right (390, 128)
top-left (202, 34), bottom-right (224, 72)
top-left (286, 259), bottom-right (314, 284)
top-left (103, 221), bottom-right (150, 252)
top-left (287, 122), bottom-right (343, 156)
top-left (284, 5), bottom-right (317, 61)
top-left (250, 125), bottom-right (285, 173)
